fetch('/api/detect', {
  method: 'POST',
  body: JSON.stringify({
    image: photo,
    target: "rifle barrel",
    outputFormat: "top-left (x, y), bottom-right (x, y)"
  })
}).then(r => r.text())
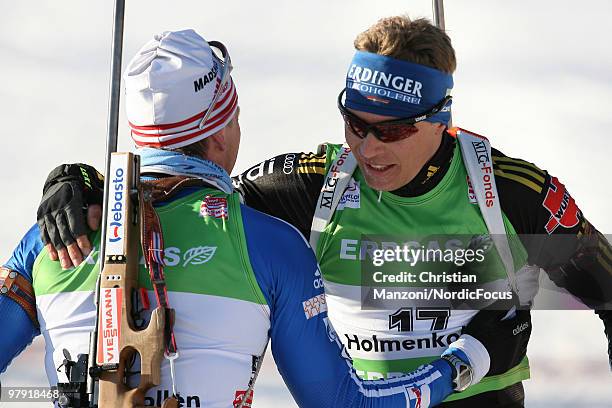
top-left (90, 0), bottom-right (126, 404)
top-left (432, 0), bottom-right (445, 30)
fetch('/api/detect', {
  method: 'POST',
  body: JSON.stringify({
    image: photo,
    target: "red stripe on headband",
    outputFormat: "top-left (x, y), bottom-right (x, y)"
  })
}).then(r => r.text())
top-left (132, 88), bottom-right (238, 148)
top-left (129, 107), bottom-right (208, 131)
top-left (131, 83), bottom-right (236, 138)
top-left (130, 83), bottom-right (235, 137)
top-left (128, 78), bottom-right (231, 133)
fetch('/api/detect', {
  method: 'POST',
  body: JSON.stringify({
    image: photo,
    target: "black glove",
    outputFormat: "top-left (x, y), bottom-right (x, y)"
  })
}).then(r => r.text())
top-left (37, 164), bottom-right (104, 249)
top-left (463, 303), bottom-right (532, 376)
top-left (595, 309), bottom-right (612, 371)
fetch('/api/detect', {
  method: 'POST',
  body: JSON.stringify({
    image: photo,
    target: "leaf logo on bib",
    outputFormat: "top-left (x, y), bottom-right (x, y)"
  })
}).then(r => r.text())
top-left (182, 246), bottom-right (217, 266)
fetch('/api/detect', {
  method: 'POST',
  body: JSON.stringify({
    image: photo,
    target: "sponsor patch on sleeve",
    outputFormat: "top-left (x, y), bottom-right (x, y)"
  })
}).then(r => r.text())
top-left (303, 293), bottom-right (327, 319)
top-left (405, 384), bottom-right (430, 408)
top-left (542, 176), bottom-right (581, 234)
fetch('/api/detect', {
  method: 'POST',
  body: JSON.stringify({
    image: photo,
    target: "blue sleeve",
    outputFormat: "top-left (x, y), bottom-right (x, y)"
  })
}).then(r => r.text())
top-left (242, 206), bottom-right (454, 408)
top-left (0, 224), bottom-right (43, 374)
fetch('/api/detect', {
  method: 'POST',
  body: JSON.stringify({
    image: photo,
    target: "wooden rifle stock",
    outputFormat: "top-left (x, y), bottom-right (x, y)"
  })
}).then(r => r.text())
top-left (95, 152), bottom-right (177, 408)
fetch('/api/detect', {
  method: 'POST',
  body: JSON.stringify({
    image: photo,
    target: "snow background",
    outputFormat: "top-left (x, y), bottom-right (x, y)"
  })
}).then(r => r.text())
top-left (0, 0), bottom-right (610, 406)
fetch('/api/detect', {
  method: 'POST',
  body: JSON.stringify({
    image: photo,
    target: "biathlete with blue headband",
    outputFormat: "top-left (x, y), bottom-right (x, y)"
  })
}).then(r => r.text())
top-left (29, 16), bottom-right (612, 408)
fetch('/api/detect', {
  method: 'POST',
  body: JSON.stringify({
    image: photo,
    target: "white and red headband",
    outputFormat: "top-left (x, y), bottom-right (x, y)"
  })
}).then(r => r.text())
top-left (124, 29), bottom-right (238, 149)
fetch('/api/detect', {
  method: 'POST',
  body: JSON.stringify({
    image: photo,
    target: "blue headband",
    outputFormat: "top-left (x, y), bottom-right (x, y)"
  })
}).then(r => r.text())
top-left (345, 51), bottom-right (453, 125)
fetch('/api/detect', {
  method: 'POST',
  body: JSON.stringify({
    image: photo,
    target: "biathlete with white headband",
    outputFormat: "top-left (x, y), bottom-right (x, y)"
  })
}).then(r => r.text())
top-left (0, 29), bottom-right (475, 408)
top-left (29, 16), bottom-right (612, 408)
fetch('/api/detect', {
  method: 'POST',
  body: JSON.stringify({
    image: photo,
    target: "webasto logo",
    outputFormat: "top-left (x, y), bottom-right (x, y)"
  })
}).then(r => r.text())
top-left (109, 168), bottom-right (124, 243)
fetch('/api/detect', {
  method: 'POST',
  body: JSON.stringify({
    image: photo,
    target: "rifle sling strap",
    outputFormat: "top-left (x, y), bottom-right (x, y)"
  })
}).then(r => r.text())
top-left (139, 176), bottom-right (212, 355)
top-left (0, 267), bottom-right (39, 328)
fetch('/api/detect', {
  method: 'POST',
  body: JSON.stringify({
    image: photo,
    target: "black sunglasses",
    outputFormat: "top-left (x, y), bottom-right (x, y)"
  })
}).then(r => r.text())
top-left (337, 89), bottom-right (452, 143)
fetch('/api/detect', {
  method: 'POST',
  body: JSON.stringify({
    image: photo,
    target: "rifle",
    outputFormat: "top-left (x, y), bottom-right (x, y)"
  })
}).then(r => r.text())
top-left (55, 0), bottom-right (177, 406)
top-left (432, 0), bottom-right (452, 129)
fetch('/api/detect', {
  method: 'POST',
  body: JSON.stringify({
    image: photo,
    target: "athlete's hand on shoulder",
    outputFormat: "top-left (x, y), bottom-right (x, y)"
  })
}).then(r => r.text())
top-left (37, 163), bottom-right (104, 269)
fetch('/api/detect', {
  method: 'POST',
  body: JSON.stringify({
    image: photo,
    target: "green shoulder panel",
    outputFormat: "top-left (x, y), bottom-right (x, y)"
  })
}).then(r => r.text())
top-left (33, 234), bottom-right (100, 296)
top-left (33, 189), bottom-right (267, 306)
top-left (323, 143), bottom-right (343, 170)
